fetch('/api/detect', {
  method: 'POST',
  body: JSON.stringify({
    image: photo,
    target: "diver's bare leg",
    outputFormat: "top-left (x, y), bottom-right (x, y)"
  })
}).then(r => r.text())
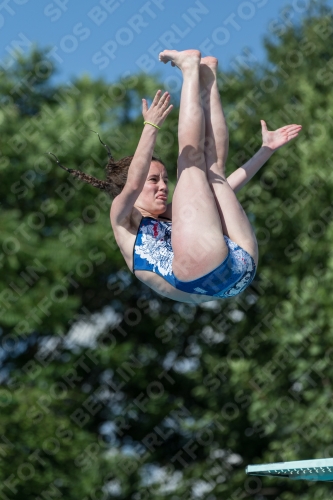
top-left (200, 57), bottom-right (258, 264)
top-left (159, 49), bottom-right (228, 280)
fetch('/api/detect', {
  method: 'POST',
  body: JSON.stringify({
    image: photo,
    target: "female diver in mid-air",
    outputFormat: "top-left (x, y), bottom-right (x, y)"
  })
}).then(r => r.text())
top-left (51, 50), bottom-right (301, 304)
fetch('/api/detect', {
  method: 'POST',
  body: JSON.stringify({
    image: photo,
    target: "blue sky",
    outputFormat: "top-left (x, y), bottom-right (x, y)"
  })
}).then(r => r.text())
top-left (1, 0), bottom-right (332, 85)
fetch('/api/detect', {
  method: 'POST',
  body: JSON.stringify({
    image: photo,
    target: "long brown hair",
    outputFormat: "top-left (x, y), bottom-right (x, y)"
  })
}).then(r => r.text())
top-left (48, 132), bottom-right (164, 199)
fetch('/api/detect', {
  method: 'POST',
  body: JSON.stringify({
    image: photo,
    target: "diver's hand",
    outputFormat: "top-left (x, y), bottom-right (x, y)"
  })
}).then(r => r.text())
top-left (142, 90), bottom-right (173, 128)
top-left (261, 120), bottom-right (302, 151)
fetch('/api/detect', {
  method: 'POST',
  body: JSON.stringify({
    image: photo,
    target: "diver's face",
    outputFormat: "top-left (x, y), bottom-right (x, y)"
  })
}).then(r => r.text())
top-left (134, 161), bottom-right (168, 216)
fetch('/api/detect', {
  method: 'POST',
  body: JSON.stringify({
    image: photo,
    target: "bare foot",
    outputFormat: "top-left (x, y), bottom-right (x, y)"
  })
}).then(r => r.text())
top-left (200, 57), bottom-right (218, 85)
top-left (201, 56), bottom-right (218, 69)
top-left (159, 49), bottom-right (201, 71)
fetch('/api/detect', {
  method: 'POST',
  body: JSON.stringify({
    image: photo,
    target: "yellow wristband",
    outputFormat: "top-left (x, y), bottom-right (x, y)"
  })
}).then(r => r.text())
top-left (144, 121), bottom-right (160, 130)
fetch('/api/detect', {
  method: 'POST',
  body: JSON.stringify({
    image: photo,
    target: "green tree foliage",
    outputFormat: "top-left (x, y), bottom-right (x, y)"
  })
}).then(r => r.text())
top-left (2, 3), bottom-right (333, 499)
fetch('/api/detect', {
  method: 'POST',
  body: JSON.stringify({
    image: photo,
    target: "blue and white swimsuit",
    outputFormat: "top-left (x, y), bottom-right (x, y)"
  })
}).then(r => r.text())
top-left (133, 217), bottom-right (256, 298)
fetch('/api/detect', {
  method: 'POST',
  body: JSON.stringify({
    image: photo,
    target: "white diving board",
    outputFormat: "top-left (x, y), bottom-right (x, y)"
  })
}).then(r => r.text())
top-left (246, 458), bottom-right (333, 481)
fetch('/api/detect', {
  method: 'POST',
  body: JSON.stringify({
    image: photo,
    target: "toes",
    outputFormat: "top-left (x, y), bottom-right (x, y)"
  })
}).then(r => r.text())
top-left (159, 54), bottom-right (169, 64)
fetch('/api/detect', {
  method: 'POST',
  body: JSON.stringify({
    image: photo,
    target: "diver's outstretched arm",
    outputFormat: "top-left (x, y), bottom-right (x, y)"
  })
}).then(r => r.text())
top-left (227, 121), bottom-right (302, 193)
